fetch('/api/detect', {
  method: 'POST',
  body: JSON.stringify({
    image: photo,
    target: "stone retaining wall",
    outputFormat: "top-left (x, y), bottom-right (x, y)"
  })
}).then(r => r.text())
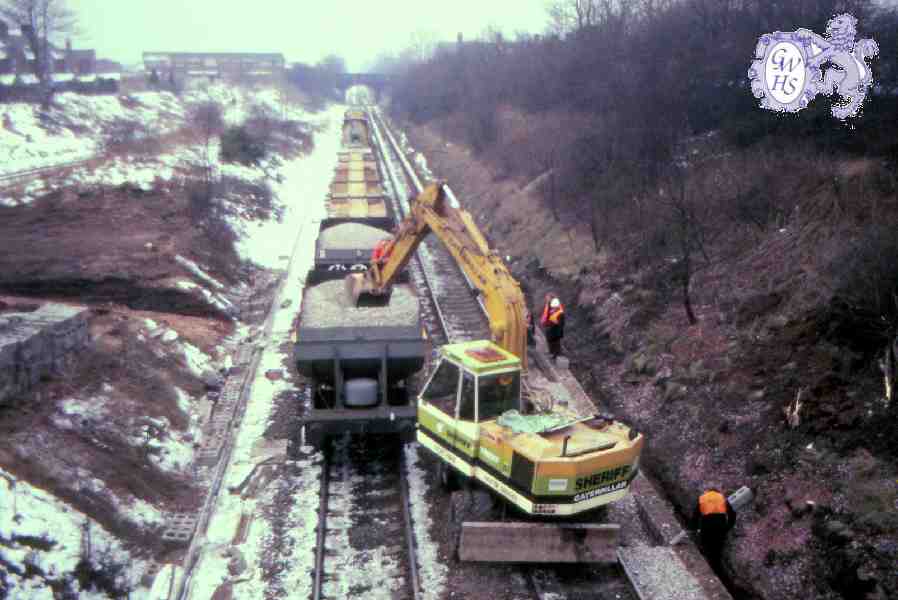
top-left (0, 303), bottom-right (90, 404)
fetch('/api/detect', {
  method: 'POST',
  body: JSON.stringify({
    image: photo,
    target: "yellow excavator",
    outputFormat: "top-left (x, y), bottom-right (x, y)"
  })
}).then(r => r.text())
top-left (347, 182), bottom-right (643, 563)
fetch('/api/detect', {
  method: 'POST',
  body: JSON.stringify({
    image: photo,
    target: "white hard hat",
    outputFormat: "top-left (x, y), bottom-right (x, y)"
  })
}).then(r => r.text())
top-left (550, 298), bottom-right (561, 308)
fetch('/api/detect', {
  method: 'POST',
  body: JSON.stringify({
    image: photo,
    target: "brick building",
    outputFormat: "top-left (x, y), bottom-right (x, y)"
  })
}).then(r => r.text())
top-left (142, 51), bottom-right (285, 88)
top-left (0, 19), bottom-right (101, 87)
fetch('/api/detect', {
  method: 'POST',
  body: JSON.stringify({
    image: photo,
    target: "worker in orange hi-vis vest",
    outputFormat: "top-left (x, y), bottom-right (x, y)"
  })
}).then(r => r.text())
top-left (371, 238), bottom-right (392, 264)
top-left (691, 486), bottom-right (737, 568)
top-left (540, 295), bottom-right (565, 361)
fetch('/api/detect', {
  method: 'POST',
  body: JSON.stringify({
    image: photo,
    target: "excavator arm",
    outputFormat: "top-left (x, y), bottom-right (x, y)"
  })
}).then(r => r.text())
top-left (347, 182), bottom-right (528, 366)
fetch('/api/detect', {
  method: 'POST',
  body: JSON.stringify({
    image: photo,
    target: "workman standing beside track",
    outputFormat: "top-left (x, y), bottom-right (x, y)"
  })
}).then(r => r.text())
top-left (692, 486), bottom-right (736, 568)
top-left (540, 294), bottom-right (565, 361)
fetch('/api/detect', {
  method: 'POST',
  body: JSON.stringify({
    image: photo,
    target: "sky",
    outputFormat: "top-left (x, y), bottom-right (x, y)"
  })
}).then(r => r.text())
top-left (66, 0), bottom-right (551, 70)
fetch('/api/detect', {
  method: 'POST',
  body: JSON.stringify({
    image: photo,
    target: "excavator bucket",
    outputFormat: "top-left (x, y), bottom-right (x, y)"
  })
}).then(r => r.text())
top-left (345, 273), bottom-right (391, 307)
top-left (459, 522), bottom-right (620, 563)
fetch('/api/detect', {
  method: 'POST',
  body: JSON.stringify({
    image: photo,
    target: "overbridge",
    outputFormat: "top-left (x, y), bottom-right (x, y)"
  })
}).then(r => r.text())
top-left (336, 72), bottom-right (391, 101)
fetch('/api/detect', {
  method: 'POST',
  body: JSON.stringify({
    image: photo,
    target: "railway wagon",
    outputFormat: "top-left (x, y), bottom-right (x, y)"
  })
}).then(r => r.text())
top-left (326, 148), bottom-right (390, 222)
top-left (309, 111), bottom-right (407, 284)
top-left (294, 279), bottom-right (426, 448)
top-left (296, 109), bottom-right (422, 448)
top-left (342, 109), bottom-right (371, 146)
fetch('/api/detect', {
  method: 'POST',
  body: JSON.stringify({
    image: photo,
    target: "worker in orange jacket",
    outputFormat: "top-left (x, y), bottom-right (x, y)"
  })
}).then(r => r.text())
top-left (371, 238), bottom-right (392, 264)
top-left (540, 295), bottom-right (565, 361)
top-left (691, 487), bottom-right (736, 567)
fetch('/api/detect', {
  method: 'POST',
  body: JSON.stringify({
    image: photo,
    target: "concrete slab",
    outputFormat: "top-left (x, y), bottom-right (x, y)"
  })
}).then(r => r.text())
top-left (250, 438), bottom-right (287, 462)
top-left (460, 522), bottom-right (619, 563)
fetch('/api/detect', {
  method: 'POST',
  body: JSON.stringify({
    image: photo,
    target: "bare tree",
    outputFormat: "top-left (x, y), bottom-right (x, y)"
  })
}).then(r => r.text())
top-left (403, 30), bottom-right (439, 63)
top-left (528, 115), bottom-right (583, 222)
top-left (0, 0), bottom-right (76, 104)
top-left (659, 166), bottom-right (717, 325)
top-left (188, 101), bottom-right (225, 188)
top-left (546, 0), bottom-right (598, 35)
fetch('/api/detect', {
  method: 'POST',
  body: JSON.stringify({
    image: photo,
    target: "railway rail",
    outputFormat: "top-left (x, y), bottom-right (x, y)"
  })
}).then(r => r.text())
top-left (0, 155), bottom-right (96, 185)
top-left (311, 435), bottom-right (421, 600)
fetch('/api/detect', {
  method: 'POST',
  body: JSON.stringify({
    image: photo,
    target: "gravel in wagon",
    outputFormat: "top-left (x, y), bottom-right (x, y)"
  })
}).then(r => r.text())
top-left (300, 280), bottom-right (419, 328)
top-left (318, 222), bottom-right (390, 250)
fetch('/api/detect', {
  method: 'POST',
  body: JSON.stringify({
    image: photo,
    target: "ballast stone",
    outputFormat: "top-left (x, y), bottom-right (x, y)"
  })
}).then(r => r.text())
top-left (318, 222), bottom-right (390, 250)
top-left (300, 280), bottom-right (419, 328)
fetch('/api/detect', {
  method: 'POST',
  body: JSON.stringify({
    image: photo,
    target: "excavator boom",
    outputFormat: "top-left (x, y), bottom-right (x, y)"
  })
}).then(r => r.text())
top-left (347, 182), bottom-right (528, 366)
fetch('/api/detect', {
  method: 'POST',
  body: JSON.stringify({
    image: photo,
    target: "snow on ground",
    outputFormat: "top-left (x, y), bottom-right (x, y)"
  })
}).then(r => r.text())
top-left (1, 85), bottom-right (309, 207)
top-left (52, 380), bottom-right (198, 498)
top-left (1, 90), bottom-right (330, 599)
top-left (180, 338), bottom-right (215, 379)
top-left (404, 446), bottom-right (448, 600)
top-left (0, 91), bottom-right (185, 177)
top-left (147, 428), bottom-right (195, 474)
top-left (182, 83), bottom-right (307, 127)
top-left (0, 467), bottom-right (150, 599)
top-left (60, 151), bottom-right (182, 191)
top-left (186, 106), bottom-right (341, 600)
top-left (228, 105), bottom-right (342, 269)
top-left (414, 152), bottom-right (434, 180)
top-left (53, 91), bottom-right (186, 136)
top-left (174, 255), bottom-right (225, 290)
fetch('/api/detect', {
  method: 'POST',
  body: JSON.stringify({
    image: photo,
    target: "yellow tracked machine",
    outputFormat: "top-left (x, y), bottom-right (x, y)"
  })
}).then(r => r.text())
top-left (347, 182), bottom-right (644, 563)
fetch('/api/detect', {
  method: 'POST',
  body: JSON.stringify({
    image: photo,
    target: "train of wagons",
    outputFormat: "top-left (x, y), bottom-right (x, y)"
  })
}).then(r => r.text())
top-left (292, 111), bottom-right (645, 564)
top-left (293, 109), bottom-right (425, 448)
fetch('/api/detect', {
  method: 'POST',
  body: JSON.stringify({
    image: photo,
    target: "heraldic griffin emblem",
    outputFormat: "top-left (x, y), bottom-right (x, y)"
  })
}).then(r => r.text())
top-left (748, 13), bottom-right (879, 119)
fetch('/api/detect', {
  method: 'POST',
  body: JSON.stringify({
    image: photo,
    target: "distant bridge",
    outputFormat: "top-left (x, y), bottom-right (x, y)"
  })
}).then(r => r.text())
top-left (336, 73), bottom-right (391, 100)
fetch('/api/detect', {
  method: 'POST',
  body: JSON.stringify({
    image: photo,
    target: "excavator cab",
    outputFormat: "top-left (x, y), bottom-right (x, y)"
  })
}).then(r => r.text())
top-left (417, 341), bottom-right (639, 563)
top-left (419, 343), bottom-right (522, 422)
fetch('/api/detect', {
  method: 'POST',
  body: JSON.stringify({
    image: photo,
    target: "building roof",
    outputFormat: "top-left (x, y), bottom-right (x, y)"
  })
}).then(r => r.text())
top-left (1, 34), bottom-right (89, 62)
top-left (143, 51), bottom-right (284, 60)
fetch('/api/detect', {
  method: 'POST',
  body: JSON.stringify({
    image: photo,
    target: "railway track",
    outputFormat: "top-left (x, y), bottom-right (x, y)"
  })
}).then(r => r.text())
top-left (176, 104), bottom-right (711, 600)
top-left (312, 434), bottom-right (421, 600)
top-left (367, 108), bottom-right (490, 346)
top-left (0, 155), bottom-right (97, 185)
